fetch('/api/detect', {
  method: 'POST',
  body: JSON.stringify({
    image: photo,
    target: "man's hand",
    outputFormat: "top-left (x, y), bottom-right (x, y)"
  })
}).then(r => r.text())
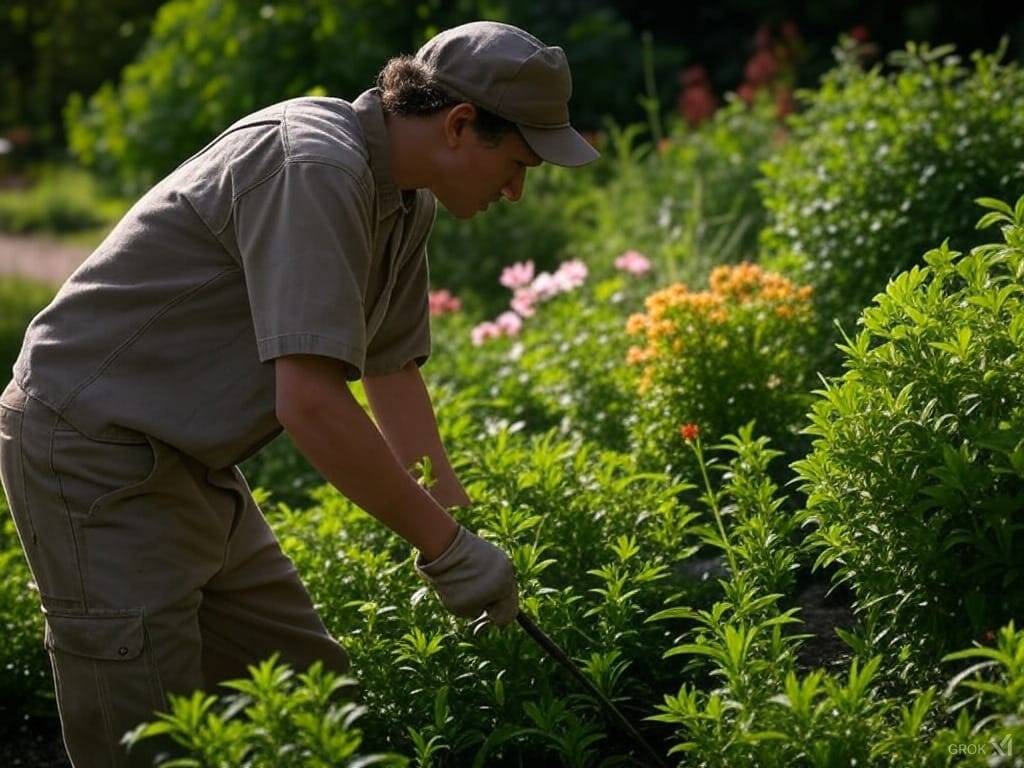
top-left (416, 527), bottom-right (519, 627)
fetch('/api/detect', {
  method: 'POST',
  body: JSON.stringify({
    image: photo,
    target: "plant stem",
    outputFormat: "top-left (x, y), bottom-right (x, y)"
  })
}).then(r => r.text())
top-left (692, 438), bottom-right (738, 576)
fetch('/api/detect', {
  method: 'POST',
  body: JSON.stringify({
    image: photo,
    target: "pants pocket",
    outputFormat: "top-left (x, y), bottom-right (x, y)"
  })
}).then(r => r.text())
top-left (50, 431), bottom-right (155, 523)
top-left (45, 609), bottom-right (167, 768)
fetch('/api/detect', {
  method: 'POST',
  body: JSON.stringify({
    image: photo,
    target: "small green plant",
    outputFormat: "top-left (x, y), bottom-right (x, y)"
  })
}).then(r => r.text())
top-left (124, 655), bottom-right (408, 767)
top-left (796, 196), bottom-right (1024, 680)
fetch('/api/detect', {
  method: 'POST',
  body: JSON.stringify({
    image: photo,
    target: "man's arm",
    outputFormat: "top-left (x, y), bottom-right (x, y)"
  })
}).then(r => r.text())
top-left (275, 354), bottom-right (459, 560)
top-left (361, 361), bottom-right (471, 510)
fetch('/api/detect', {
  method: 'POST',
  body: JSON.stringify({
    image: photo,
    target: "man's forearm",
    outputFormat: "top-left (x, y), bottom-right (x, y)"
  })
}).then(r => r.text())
top-left (275, 355), bottom-right (459, 560)
top-left (363, 362), bottom-right (471, 509)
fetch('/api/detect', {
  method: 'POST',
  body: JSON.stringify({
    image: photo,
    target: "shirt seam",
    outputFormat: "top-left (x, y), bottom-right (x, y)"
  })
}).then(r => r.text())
top-left (54, 267), bottom-right (239, 415)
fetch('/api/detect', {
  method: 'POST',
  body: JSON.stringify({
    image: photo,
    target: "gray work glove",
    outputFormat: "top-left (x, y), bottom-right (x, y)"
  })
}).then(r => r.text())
top-left (415, 526), bottom-right (519, 627)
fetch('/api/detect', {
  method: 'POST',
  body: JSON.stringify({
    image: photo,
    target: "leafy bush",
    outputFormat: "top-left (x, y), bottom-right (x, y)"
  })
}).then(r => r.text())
top-left (795, 197), bottom-right (1024, 678)
top-left (759, 39), bottom-right (1024, 371)
top-left (67, 0), bottom-right (392, 194)
top-left (625, 262), bottom-right (818, 477)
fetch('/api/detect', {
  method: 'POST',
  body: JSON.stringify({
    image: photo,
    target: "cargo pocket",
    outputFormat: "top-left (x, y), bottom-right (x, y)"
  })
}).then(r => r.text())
top-left (45, 610), bottom-right (147, 661)
top-left (44, 609), bottom-right (166, 768)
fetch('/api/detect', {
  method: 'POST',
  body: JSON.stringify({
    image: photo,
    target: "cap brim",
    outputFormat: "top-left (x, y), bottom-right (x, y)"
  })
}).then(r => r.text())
top-left (518, 124), bottom-right (600, 167)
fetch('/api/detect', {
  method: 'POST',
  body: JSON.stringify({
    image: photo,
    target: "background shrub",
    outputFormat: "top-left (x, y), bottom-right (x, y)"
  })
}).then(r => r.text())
top-left (795, 197), bottom-right (1024, 680)
top-left (63, 0), bottom-right (643, 196)
top-left (758, 39), bottom-right (1024, 372)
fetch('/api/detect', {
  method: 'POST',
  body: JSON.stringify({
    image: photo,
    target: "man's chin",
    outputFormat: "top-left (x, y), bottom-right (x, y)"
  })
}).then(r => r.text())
top-left (441, 204), bottom-right (481, 220)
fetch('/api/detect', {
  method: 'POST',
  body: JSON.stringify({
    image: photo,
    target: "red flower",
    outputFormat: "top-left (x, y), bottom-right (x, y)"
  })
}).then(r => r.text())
top-left (848, 24), bottom-right (871, 43)
top-left (679, 423), bottom-right (700, 442)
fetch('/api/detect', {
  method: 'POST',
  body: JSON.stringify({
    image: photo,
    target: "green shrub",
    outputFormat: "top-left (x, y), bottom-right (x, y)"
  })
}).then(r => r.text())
top-left (795, 196), bottom-right (1024, 679)
top-left (0, 277), bottom-right (55, 381)
top-left (759, 39), bottom-right (1024, 372)
top-left (65, 0), bottom-right (416, 195)
top-left (548, 97), bottom-right (777, 294)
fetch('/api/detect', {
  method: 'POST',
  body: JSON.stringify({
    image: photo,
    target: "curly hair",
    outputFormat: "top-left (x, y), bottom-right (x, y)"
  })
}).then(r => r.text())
top-left (376, 55), bottom-right (517, 146)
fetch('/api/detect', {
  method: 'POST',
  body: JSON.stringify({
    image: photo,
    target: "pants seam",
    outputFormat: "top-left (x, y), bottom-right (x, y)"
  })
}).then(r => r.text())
top-left (46, 406), bottom-right (89, 609)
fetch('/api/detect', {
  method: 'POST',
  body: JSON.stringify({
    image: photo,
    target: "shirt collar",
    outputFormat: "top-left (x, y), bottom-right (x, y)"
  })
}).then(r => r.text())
top-left (353, 88), bottom-right (407, 219)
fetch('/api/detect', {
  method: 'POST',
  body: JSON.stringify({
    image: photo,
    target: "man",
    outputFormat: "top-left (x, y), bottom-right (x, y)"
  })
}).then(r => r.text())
top-left (0, 20), bottom-right (598, 767)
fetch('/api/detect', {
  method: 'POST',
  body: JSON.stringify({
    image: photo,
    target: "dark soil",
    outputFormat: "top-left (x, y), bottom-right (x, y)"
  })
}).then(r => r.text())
top-left (0, 713), bottom-right (71, 768)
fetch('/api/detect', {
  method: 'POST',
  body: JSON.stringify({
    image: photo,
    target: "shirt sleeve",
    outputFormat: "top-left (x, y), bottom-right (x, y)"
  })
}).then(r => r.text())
top-left (364, 194), bottom-right (436, 376)
top-left (233, 160), bottom-right (373, 379)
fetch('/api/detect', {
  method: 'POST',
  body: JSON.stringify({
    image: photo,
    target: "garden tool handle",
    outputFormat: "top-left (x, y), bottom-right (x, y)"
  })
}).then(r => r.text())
top-left (516, 612), bottom-right (670, 768)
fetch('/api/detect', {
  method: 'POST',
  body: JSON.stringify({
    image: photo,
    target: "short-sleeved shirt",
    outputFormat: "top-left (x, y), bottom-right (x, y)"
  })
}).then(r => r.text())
top-left (13, 89), bottom-right (437, 468)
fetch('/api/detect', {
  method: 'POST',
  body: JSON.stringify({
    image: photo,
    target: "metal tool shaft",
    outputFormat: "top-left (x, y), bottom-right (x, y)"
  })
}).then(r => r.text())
top-left (516, 612), bottom-right (670, 768)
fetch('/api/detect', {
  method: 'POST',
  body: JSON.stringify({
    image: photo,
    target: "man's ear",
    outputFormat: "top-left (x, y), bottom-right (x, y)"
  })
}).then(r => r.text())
top-left (443, 102), bottom-right (477, 148)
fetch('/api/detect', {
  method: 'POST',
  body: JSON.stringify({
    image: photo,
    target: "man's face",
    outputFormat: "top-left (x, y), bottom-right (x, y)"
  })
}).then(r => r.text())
top-left (432, 121), bottom-right (543, 219)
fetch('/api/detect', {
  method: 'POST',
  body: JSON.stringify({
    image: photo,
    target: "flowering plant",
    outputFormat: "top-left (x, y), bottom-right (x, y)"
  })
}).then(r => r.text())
top-left (626, 262), bottom-right (816, 474)
top-left (471, 258), bottom-right (588, 345)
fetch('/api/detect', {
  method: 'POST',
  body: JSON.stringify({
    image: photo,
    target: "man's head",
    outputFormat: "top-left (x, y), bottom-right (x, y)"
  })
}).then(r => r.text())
top-left (376, 21), bottom-right (597, 218)
top-left (411, 21), bottom-right (598, 168)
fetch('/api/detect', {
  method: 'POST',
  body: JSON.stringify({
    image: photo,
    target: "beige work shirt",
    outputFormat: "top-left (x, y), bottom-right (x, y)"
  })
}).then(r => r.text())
top-left (14, 89), bottom-right (436, 468)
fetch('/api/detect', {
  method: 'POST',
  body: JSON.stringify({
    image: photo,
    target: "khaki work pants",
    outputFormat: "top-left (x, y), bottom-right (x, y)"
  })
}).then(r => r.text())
top-left (0, 380), bottom-right (349, 767)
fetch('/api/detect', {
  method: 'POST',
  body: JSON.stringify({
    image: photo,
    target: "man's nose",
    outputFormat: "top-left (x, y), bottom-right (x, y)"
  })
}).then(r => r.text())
top-left (501, 169), bottom-right (526, 202)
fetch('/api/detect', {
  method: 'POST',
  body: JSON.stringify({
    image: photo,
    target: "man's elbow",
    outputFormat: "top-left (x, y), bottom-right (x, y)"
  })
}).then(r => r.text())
top-left (274, 354), bottom-right (351, 433)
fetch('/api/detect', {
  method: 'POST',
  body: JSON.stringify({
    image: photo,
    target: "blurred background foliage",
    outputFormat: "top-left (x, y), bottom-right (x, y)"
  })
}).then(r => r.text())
top-left (3, 0), bottom-right (1023, 183)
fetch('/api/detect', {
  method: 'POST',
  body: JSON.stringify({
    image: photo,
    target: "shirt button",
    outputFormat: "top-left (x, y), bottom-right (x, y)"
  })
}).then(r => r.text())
top-left (118, 646), bottom-right (129, 656)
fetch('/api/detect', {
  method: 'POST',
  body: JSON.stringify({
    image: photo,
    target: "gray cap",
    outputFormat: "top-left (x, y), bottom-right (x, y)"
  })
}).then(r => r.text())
top-left (415, 21), bottom-right (600, 167)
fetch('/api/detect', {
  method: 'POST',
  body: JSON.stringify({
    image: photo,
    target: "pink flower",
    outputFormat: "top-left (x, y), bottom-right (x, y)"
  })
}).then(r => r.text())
top-left (614, 250), bottom-right (652, 275)
top-left (471, 321), bottom-right (502, 346)
top-left (429, 289), bottom-right (462, 316)
top-left (500, 260), bottom-right (535, 290)
top-left (511, 288), bottom-right (537, 317)
top-left (495, 311), bottom-right (523, 336)
top-left (554, 259), bottom-right (588, 290)
top-left (530, 271), bottom-right (561, 300)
